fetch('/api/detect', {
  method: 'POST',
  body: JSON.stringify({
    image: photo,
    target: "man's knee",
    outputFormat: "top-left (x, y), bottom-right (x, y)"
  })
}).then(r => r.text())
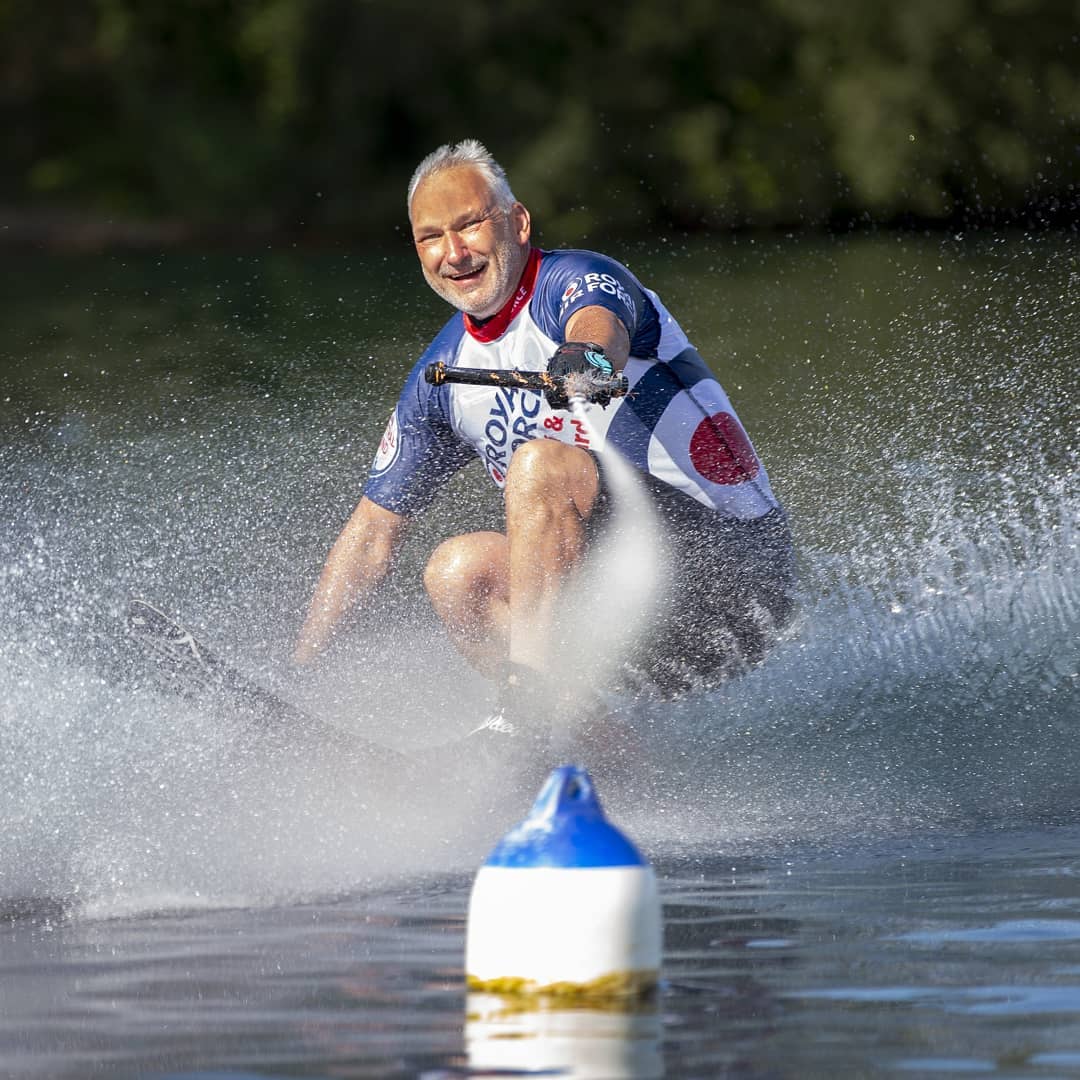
top-left (423, 537), bottom-right (460, 600)
top-left (423, 533), bottom-right (505, 603)
top-left (504, 439), bottom-right (599, 514)
top-left (504, 438), bottom-right (563, 488)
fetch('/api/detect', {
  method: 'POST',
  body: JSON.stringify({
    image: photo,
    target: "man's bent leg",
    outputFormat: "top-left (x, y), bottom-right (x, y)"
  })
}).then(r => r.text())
top-left (502, 439), bottom-right (601, 671)
top-left (423, 531), bottom-right (509, 677)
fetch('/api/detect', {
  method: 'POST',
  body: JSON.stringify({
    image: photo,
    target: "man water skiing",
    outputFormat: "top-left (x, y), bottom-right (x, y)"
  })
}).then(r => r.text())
top-left (295, 139), bottom-right (795, 740)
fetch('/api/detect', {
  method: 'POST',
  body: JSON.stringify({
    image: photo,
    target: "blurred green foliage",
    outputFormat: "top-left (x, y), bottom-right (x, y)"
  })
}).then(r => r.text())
top-left (2, 0), bottom-right (1077, 243)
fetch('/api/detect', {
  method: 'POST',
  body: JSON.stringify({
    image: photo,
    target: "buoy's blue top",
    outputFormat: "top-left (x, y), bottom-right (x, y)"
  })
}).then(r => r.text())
top-left (484, 765), bottom-right (648, 868)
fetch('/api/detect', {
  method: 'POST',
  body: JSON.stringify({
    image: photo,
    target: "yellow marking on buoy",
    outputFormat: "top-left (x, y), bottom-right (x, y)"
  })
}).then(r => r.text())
top-left (466, 968), bottom-right (658, 1003)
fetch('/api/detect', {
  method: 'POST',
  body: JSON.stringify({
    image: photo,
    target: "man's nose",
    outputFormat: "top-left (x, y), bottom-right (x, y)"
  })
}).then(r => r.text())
top-left (444, 230), bottom-right (469, 263)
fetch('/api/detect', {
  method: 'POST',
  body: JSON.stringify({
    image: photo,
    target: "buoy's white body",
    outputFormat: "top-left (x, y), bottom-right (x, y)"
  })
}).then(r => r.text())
top-left (467, 864), bottom-right (661, 988)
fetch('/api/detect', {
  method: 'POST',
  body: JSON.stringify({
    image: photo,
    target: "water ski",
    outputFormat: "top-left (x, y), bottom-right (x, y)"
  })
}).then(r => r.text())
top-left (125, 599), bottom-right (403, 766)
top-left (125, 599), bottom-right (566, 791)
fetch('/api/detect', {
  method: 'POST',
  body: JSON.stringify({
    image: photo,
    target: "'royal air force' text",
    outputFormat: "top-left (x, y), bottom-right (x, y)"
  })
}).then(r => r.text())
top-left (558, 273), bottom-right (637, 320)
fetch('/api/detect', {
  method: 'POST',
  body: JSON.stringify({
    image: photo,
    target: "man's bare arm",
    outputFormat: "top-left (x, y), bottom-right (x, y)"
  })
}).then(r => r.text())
top-left (294, 496), bottom-right (409, 665)
top-left (565, 304), bottom-right (631, 370)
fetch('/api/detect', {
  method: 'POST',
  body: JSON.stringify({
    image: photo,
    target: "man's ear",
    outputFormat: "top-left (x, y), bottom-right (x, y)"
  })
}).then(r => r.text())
top-left (511, 202), bottom-right (531, 245)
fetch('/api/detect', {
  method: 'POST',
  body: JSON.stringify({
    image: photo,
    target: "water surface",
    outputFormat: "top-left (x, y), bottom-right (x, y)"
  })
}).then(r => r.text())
top-left (1, 231), bottom-right (1077, 1077)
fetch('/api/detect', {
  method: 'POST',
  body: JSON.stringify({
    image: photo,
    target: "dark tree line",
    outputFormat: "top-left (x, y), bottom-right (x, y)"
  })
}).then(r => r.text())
top-left (2, 0), bottom-right (1077, 246)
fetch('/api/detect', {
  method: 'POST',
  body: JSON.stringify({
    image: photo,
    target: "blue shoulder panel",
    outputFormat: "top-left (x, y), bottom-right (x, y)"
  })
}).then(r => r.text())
top-left (362, 316), bottom-right (475, 515)
top-left (533, 249), bottom-right (659, 357)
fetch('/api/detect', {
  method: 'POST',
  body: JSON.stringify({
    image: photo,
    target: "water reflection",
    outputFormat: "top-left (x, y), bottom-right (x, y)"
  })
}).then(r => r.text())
top-left (465, 992), bottom-right (663, 1078)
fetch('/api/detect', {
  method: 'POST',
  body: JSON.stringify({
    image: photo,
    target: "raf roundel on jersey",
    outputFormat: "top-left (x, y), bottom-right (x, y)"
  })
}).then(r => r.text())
top-left (558, 278), bottom-right (583, 315)
top-left (371, 408), bottom-right (401, 475)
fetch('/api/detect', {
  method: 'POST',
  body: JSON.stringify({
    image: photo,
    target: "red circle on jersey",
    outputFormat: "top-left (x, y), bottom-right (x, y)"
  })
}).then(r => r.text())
top-left (688, 412), bottom-right (760, 485)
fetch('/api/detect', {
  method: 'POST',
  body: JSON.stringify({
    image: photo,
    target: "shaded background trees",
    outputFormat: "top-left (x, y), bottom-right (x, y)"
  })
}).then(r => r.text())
top-left (2, 0), bottom-right (1077, 246)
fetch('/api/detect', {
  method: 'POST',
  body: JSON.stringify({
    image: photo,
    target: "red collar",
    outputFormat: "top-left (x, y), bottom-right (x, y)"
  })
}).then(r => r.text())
top-left (463, 247), bottom-right (542, 342)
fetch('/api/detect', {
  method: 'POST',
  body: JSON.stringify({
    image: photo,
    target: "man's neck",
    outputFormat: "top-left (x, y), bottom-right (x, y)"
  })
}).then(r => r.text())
top-left (463, 247), bottom-right (541, 343)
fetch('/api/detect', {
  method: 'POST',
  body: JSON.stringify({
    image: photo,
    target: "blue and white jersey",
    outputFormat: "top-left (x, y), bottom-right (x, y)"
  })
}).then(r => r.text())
top-left (365, 247), bottom-right (780, 521)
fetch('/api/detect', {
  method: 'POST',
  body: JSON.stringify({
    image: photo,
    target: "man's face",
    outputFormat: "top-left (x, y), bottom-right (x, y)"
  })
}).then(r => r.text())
top-left (410, 167), bottom-right (531, 319)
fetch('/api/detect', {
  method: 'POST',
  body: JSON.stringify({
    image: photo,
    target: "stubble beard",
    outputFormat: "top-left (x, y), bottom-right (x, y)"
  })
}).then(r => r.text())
top-left (424, 234), bottom-right (525, 319)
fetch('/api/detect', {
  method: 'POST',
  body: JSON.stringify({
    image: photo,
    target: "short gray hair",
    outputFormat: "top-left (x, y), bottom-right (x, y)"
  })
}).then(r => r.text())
top-left (407, 139), bottom-right (517, 217)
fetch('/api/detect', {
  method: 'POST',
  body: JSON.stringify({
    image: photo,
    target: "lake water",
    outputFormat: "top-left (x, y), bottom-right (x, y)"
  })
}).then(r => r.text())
top-left (1, 231), bottom-right (1078, 1077)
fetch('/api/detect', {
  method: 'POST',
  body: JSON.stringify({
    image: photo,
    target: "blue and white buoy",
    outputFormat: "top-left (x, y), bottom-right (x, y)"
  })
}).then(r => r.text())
top-left (465, 764), bottom-right (661, 996)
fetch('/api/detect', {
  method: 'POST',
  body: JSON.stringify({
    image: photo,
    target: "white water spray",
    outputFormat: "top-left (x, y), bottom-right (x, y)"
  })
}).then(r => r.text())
top-left (3, 234), bottom-right (1078, 917)
top-left (543, 397), bottom-right (667, 725)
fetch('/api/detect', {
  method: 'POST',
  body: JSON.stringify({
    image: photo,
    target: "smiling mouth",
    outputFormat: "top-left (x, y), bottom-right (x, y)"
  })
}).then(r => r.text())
top-left (445, 265), bottom-right (486, 283)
